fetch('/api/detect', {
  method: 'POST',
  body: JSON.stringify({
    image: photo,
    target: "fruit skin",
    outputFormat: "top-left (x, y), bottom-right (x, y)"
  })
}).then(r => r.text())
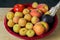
top-left (19, 28), bottom-right (28, 36)
top-left (38, 21), bottom-right (49, 32)
top-left (33, 22), bottom-right (45, 35)
top-left (7, 19), bottom-right (14, 27)
top-left (6, 12), bottom-right (14, 20)
top-left (26, 22), bottom-right (33, 29)
top-left (18, 18), bottom-right (27, 27)
top-left (13, 24), bottom-right (20, 33)
top-left (24, 14), bottom-right (32, 21)
top-left (44, 11), bottom-right (50, 15)
top-left (41, 15), bottom-right (53, 24)
top-left (30, 9), bottom-right (42, 17)
top-left (27, 7), bottom-right (33, 10)
top-left (13, 17), bottom-right (20, 23)
top-left (31, 16), bottom-right (39, 24)
top-left (32, 2), bottom-right (38, 8)
top-left (37, 4), bottom-right (48, 13)
top-left (14, 4), bottom-right (24, 12)
top-left (37, 9), bottom-right (42, 13)
top-left (23, 8), bottom-right (30, 15)
top-left (26, 30), bottom-right (35, 37)
top-left (15, 12), bottom-right (23, 18)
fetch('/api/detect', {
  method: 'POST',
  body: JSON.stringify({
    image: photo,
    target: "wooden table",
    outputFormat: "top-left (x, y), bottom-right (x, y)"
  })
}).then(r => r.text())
top-left (0, 8), bottom-right (60, 40)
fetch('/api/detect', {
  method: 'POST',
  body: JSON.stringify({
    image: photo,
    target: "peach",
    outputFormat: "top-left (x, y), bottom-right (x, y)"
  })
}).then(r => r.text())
top-left (37, 4), bottom-right (48, 13)
top-left (6, 12), bottom-right (14, 20)
top-left (30, 9), bottom-right (42, 17)
top-left (13, 17), bottom-right (20, 23)
top-left (33, 22), bottom-right (45, 35)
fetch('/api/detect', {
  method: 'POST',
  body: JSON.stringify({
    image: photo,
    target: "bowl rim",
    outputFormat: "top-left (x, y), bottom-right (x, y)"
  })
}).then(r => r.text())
top-left (4, 9), bottom-right (58, 40)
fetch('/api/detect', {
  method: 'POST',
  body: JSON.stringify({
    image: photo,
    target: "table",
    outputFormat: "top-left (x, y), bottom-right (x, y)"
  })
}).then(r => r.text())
top-left (0, 8), bottom-right (60, 40)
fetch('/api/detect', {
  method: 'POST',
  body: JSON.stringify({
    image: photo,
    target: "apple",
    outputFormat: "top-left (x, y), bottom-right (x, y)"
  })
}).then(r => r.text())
top-left (13, 24), bottom-right (20, 33)
top-left (14, 4), bottom-right (24, 12)
top-left (6, 12), bottom-right (14, 20)
top-left (19, 28), bottom-right (28, 36)
top-left (26, 22), bottom-right (33, 29)
top-left (7, 19), bottom-right (14, 27)
top-left (24, 14), bottom-right (32, 21)
top-left (37, 9), bottom-right (42, 13)
top-left (26, 30), bottom-right (35, 37)
top-left (33, 22), bottom-right (45, 35)
top-left (40, 21), bottom-right (49, 32)
top-left (13, 17), bottom-right (20, 23)
top-left (44, 11), bottom-right (50, 15)
top-left (37, 4), bottom-right (48, 13)
top-left (30, 9), bottom-right (42, 17)
top-left (32, 2), bottom-right (38, 8)
top-left (18, 18), bottom-right (27, 27)
top-left (31, 16), bottom-right (39, 24)
top-left (27, 7), bottom-right (34, 10)
top-left (15, 12), bottom-right (23, 18)
top-left (23, 8), bottom-right (30, 15)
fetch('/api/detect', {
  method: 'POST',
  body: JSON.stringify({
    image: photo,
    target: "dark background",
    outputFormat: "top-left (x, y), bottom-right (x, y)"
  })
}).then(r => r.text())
top-left (0, 0), bottom-right (59, 8)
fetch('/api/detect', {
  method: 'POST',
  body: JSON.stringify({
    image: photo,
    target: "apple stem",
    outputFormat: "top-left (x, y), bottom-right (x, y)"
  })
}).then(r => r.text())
top-left (49, 1), bottom-right (60, 16)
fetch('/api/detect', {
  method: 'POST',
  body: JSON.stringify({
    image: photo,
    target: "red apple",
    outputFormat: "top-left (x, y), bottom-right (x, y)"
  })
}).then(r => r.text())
top-left (37, 4), bottom-right (48, 13)
top-left (33, 22), bottom-right (45, 35)
top-left (14, 4), bottom-right (24, 12)
top-left (40, 21), bottom-right (49, 32)
top-left (27, 7), bottom-right (34, 11)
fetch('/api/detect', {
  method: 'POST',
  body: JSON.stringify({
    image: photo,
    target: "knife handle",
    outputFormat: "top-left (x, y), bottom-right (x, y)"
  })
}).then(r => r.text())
top-left (49, 1), bottom-right (60, 16)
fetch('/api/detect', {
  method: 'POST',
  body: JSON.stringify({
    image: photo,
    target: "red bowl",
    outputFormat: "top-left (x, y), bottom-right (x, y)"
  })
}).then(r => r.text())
top-left (4, 4), bottom-right (58, 40)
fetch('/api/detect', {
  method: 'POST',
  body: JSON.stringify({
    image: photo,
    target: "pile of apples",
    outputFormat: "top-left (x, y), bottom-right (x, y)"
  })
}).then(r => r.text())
top-left (6, 2), bottom-right (50, 37)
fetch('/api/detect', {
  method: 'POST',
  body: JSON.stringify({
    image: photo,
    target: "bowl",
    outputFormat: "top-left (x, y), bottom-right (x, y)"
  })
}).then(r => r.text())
top-left (4, 4), bottom-right (58, 40)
